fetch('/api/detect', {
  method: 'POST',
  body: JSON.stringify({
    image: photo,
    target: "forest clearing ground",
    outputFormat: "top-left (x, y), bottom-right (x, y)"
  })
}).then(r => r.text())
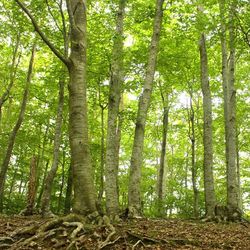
top-left (0, 215), bottom-right (249, 249)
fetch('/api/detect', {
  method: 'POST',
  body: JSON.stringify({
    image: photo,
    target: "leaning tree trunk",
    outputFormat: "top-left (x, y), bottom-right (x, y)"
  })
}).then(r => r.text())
top-left (41, 75), bottom-right (65, 217)
top-left (199, 33), bottom-right (216, 217)
top-left (64, 162), bottom-right (73, 214)
top-left (227, 0), bottom-right (240, 213)
top-left (128, 0), bottom-right (164, 216)
top-left (157, 89), bottom-right (169, 216)
top-left (105, 0), bottom-right (126, 217)
top-left (0, 44), bottom-right (35, 212)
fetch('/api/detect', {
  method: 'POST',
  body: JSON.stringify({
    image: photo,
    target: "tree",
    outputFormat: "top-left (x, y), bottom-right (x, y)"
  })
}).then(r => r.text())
top-left (40, 74), bottom-right (65, 217)
top-left (105, 0), bottom-right (126, 217)
top-left (15, 0), bottom-right (97, 215)
top-left (199, 33), bottom-right (216, 217)
top-left (128, 0), bottom-right (164, 216)
top-left (0, 43), bottom-right (36, 212)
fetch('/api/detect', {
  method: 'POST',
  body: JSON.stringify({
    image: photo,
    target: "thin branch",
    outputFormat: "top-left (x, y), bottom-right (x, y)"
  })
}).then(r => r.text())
top-left (14, 0), bottom-right (69, 66)
top-left (45, 0), bottom-right (63, 34)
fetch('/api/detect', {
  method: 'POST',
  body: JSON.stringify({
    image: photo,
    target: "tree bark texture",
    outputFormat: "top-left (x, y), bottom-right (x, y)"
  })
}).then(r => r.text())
top-left (199, 33), bottom-right (216, 217)
top-left (105, 0), bottom-right (126, 216)
top-left (15, 0), bottom-right (97, 215)
top-left (0, 44), bottom-right (35, 212)
top-left (41, 75), bottom-right (65, 217)
top-left (227, 0), bottom-right (239, 211)
top-left (22, 156), bottom-right (38, 215)
top-left (157, 90), bottom-right (169, 216)
top-left (187, 90), bottom-right (199, 219)
top-left (64, 162), bottom-right (73, 214)
top-left (219, 0), bottom-right (230, 180)
top-left (67, 0), bottom-right (97, 214)
top-left (128, 0), bottom-right (164, 215)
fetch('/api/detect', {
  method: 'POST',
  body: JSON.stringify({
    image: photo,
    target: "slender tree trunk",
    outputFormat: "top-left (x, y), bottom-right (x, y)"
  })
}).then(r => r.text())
top-left (36, 160), bottom-right (49, 208)
top-left (188, 94), bottom-right (199, 218)
top-left (97, 103), bottom-right (105, 207)
top-left (57, 151), bottom-right (65, 214)
top-left (199, 33), bottom-right (216, 217)
top-left (105, 0), bottom-right (125, 217)
top-left (21, 156), bottom-right (38, 215)
top-left (219, 0), bottom-right (229, 186)
top-left (0, 33), bottom-right (21, 127)
top-left (157, 90), bottom-right (169, 216)
top-left (41, 76), bottom-right (65, 217)
top-left (128, 0), bottom-right (164, 216)
top-left (0, 44), bottom-right (36, 212)
top-left (227, 0), bottom-right (239, 212)
top-left (64, 162), bottom-right (73, 214)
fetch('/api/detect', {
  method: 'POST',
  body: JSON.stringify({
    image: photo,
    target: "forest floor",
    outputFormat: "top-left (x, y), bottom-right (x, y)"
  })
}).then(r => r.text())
top-left (0, 214), bottom-right (249, 249)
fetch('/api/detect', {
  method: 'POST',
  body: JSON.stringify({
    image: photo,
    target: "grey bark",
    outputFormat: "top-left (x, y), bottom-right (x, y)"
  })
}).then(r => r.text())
top-left (15, 0), bottom-right (97, 215)
top-left (227, 0), bottom-right (240, 211)
top-left (157, 88), bottom-right (169, 216)
top-left (41, 76), bottom-right (65, 217)
top-left (128, 0), bottom-right (164, 216)
top-left (199, 33), bottom-right (216, 217)
top-left (105, 0), bottom-right (126, 216)
top-left (187, 91), bottom-right (199, 219)
top-left (0, 44), bottom-right (36, 212)
top-left (219, 0), bottom-right (229, 178)
top-left (64, 162), bottom-right (73, 214)
top-left (67, 0), bottom-right (96, 214)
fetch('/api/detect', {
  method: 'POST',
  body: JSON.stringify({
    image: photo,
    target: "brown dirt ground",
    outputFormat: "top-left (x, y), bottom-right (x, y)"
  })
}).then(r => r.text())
top-left (0, 215), bottom-right (249, 249)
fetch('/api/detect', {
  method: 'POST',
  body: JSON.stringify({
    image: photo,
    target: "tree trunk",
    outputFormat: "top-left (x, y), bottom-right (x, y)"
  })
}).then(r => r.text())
top-left (41, 76), bottom-right (65, 217)
top-left (0, 33), bottom-right (21, 127)
top-left (188, 93), bottom-right (199, 219)
top-left (128, 0), bottom-right (164, 216)
top-left (57, 150), bottom-right (66, 214)
top-left (199, 33), bottom-right (216, 217)
top-left (157, 90), bottom-right (169, 216)
top-left (219, 0), bottom-right (230, 185)
top-left (15, 0), bottom-right (97, 215)
top-left (0, 44), bottom-right (35, 212)
top-left (227, 0), bottom-right (239, 212)
top-left (22, 156), bottom-right (38, 215)
top-left (105, 0), bottom-right (125, 217)
top-left (66, 0), bottom-right (97, 215)
top-left (64, 162), bottom-right (73, 214)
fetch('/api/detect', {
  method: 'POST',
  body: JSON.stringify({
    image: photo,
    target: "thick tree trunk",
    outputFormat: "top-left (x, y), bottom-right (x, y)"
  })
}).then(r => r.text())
top-left (41, 76), bottom-right (65, 217)
top-left (157, 91), bottom-right (169, 216)
top-left (15, 0), bottom-right (96, 216)
top-left (105, 0), bottom-right (125, 216)
top-left (22, 156), bottom-right (38, 215)
top-left (128, 0), bottom-right (164, 216)
top-left (66, 0), bottom-right (97, 215)
top-left (0, 44), bottom-right (35, 212)
top-left (199, 33), bottom-right (216, 217)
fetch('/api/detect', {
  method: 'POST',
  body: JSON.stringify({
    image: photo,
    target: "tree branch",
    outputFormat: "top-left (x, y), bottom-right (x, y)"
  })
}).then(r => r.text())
top-left (14, 0), bottom-right (69, 66)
